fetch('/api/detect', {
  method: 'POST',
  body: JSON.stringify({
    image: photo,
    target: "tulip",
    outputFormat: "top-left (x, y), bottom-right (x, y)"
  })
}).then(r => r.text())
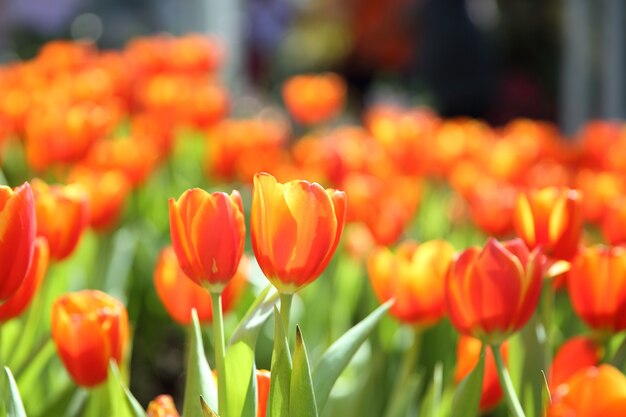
top-left (368, 240), bottom-right (454, 326)
top-left (168, 188), bottom-right (245, 293)
top-left (602, 198), bottom-right (626, 245)
top-left (251, 172), bottom-right (347, 294)
top-left (567, 245), bottom-right (626, 332)
top-left (454, 335), bottom-right (508, 411)
top-left (147, 395), bottom-right (180, 417)
top-left (154, 246), bottom-right (247, 325)
top-left (445, 238), bottom-right (544, 344)
top-left (0, 182), bottom-right (36, 300)
top-left (281, 73), bottom-right (346, 125)
top-left (549, 336), bottom-right (602, 391)
top-left (513, 187), bottom-right (583, 262)
top-left (51, 290), bottom-right (129, 387)
top-left (256, 369), bottom-right (270, 417)
top-left (32, 178), bottom-right (90, 261)
top-left (0, 238), bottom-right (49, 322)
top-left (547, 365), bottom-right (626, 417)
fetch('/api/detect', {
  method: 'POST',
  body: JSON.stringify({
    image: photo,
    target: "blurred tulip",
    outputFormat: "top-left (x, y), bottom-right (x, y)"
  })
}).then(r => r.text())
top-left (154, 247), bottom-right (247, 325)
top-left (547, 365), bottom-right (626, 417)
top-left (256, 370), bottom-right (270, 417)
top-left (169, 188), bottom-right (245, 293)
top-left (282, 73), bottom-right (346, 125)
top-left (251, 172), bottom-right (346, 293)
top-left (445, 238), bottom-right (544, 344)
top-left (51, 290), bottom-right (129, 387)
top-left (68, 166), bottom-right (131, 231)
top-left (0, 182), bottom-right (36, 300)
top-left (602, 198), bottom-right (626, 245)
top-left (576, 169), bottom-right (624, 224)
top-left (0, 238), bottom-right (48, 322)
top-left (368, 240), bottom-right (454, 326)
top-left (32, 179), bottom-right (89, 261)
top-left (549, 336), bottom-right (602, 391)
top-left (513, 187), bottom-right (583, 261)
top-left (567, 245), bottom-right (626, 332)
top-left (467, 183), bottom-right (517, 237)
top-left (147, 395), bottom-right (180, 417)
top-left (454, 336), bottom-right (507, 411)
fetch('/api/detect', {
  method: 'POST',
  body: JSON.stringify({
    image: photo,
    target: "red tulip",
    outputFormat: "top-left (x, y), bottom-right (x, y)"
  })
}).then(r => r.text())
top-left (549, 336), bottom-right (602, 391)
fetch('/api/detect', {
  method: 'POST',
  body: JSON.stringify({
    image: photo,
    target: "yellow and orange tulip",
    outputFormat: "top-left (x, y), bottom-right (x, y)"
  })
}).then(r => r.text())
top-left (147, 395), bottom-right (180, 417)
top-left (282, 73), bottom-right (346, 125)
top-left (549, 336), bottom-right (602, 391)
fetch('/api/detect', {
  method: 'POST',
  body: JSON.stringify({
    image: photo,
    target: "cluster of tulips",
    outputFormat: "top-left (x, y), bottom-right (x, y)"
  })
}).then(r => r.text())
top-left (2, 34), bottom-right (626, 417)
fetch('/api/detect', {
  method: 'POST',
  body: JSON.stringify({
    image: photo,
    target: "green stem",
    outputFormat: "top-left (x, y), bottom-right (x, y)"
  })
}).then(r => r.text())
top-left (210, 291), bottom-right (227, 417)
top-left (383, 329), bottom-right (422, 417)
top-left (610, 335), bottom-right (626, 368)
top-left (493, 344), bottom-right (526, 417)
top-left (540, 281), bottom-right (555, 367)
top-left (279, 293), bottom-right (294, 340)
top-left (85, 384), bottom-right (109, 417)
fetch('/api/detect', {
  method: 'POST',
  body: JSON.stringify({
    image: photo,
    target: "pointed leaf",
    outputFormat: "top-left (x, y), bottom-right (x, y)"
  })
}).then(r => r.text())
top-left (108, 361), bottom-right (147, 417)
top-left (5, 367), bottom-right (27, 417)
top-left (183, 310), bottom-right (219, 417)
top-left (201, 396), bottom-right (220, 417)
top-left (312, 300), bottom-right (393, 410)
top-left (290, 327), bottom-right (318, 417)
top-left (268, 306), bottom-right (292, 417)
top-left (450, 342), bottom-right (485, 417)
top-left (420, 362), bottom-right (444, 417)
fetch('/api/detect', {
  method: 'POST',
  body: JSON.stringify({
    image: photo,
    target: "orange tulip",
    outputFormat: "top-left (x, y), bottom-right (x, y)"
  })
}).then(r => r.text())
top-left (445, 238), bottom-right (544, 344)
top-left (0, 238), bottom-right (48, 322)
top-left (147, 395), bottom-right (180, 417)
top-left (576, 169), bottom-right (624, 224)
top-left (281, 73), bottom-right (346, 125)
top-left (601, 198), bottom-right (626, 245)
top-left (154, 246), bottom-right (247, 325)
top-left (466, 183), bottom-right (517, 237)
top-left (169, 188), bottom-right (245, 293)
top-left (51, 290), bottom-right (129, 387)
top-left (251, 172), bottom-right (347, 293)
top-left (567, 245), bottom-right (626, 332)
top-left (547, 365), bottom-right (626, 417)
top-left (368, 240), bottom-right (454, 326)
top-left (257, 369), bottom-right (270, 417)
top-left (32, 178), bottom-right (90, 261)
top-left (0, 182), bottom-right (36, 300)
top-left (454, 336), bottom-right (508, 411)
top-left (549, 336), bottom-right (602, 391)
top-left (68, 166), bottom-right (131, 231)
top-left (513, 187), bottom-right (583, 262)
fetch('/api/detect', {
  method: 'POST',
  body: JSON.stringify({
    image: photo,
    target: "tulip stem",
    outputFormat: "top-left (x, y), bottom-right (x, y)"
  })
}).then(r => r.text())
top-left (493, 344), bottom-right (526, 417)
top-left (279, 293), bottom-right (293, 339)
top-left (210, 291), bottom-right (228, 417)
top-left (383, 329), bottom-right (422, 417)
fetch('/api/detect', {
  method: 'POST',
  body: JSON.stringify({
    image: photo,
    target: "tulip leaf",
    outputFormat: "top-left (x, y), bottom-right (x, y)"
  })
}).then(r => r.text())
top-left (450, 342), bottom-right (485, 417)
top-left (419, 362), bottom-right (444, 417)
top-left (312, 300), bottom-right (393, 411)
top-left (108, 361), bottom-right (147, 417)
top-left (224, 286), bottom-right (277, 417)
top-left (183, 310), bottom-right (219, 417)
top-left (268, 306), bottom-right (292, 417)
top-left (290, 327), bottom-right (318, 417)
top-left (5, 367), bottom-right (27, 417)
top-left (201, 396), bottom-right (220, 417)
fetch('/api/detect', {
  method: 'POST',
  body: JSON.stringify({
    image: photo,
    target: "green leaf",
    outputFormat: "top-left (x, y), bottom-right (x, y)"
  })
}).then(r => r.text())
top-left (108, 361), bottom-right (147, 417)
top-left (450, 342), bottom-right (485, 417)
top-left (5, 367), bottom-right (27, 417)
top-left (183, 310), bottom-right (219, 417)
top-left (290, 327), bottom-right (318, 417)
top-left (420, 362), bottom-right (444, 417)
top-left (268, 306), bottom-right (292, 417)
top-left (312, 300), bottom-right (393, 411)
top-left (201, 396), bottom-right (220, 417)
top-left (224, 286), bottom-right (278, 417)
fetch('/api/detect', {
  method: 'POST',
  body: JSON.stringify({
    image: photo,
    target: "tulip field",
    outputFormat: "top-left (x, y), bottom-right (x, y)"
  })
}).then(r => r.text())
top-left (3, 35), bottom-right (626, 417)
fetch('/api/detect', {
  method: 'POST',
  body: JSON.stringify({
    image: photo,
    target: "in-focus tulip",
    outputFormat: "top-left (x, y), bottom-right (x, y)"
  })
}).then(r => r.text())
top-left (0, 182), bottom-right (36, 300)
top-left (169, 188), bottom-right (245, 293)
top-left (51, 290), bottom-right (129, 387)
top-left (282, 73), bottom-right (346, 125)
top-left (549, 336), bottom-right (602, 391)
top-left (147, 395), bottom-right (180, 417)
top-left (454, 335), bottom-right (508, 412)
top-left (513, 187), bottom-right (583, 261)
top-left (0, 238), bottom-right (48, 322)
top-left (368, 240), bottom-right (454, 326)
top-left (445, 238), bottom-right (544, 344)
top-left (567, 245), bottom-right (626, 332)
top-left (154, 246), bottom-right (247, 325)
top-left (251, 172), bottom-right (346, 293)
top-left (32, 178), bottom-right (90, 261)
top-left (547, 365), bottom-right (626, 417)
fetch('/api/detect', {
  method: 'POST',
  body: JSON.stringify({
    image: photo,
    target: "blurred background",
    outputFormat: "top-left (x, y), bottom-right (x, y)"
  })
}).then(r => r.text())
top-left (0, 0), bottom-right (624, 135)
